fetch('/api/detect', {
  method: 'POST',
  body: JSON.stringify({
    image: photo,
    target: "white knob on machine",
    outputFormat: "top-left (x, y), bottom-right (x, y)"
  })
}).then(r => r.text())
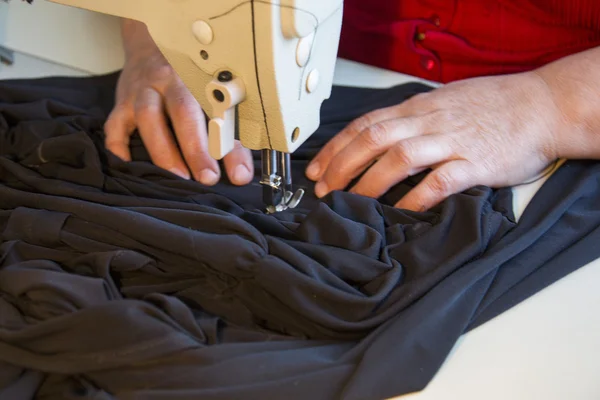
top-left (205, 71), bottom-right (246, 160)
top-left (192, 20), bottom-right (214, 45)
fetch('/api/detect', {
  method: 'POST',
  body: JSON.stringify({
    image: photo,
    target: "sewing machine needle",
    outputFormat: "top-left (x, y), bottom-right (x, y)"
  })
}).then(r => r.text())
top-left (260, 149), bottom-right (304, 213)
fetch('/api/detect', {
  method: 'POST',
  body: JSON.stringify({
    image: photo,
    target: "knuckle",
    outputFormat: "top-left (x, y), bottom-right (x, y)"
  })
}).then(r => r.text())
top-left (430, 170), bottom-right (455, 195)
top-left (150, 63), bottom-right (175, 81)
top-left (436, 109), bottom-right (455, 124)
top-left (362, 123), bottom-right (388, 150)
top-left (183, 144), bottom-right (209, 163)
top-left (440, 111), bottom-right (468, 134)
top-left (347, 112), bottom-right (379, 134)
top-left (171, 94), bottom-right (195, 116)
top-left (389, 141), bottom-right (415, 166)
top-left (348, 114), bottom-right (371, 132)
top-left (170, 93), bottom-right (189, 108)
top-left (166, 87), bottom-right (202, 116)
top-left (344, 119), bottom-right (367, 137)
top-left (175, 119), bottom-right (203, 138)
top-left (449, 133), bottom-right (470, 154)
top-left (104, 110), bottom-right (132, 135)
top-left (134, 102), bottom-right (160, 119)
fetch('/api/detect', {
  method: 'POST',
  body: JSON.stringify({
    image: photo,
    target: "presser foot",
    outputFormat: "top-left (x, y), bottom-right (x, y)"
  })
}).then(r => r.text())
top-left (260, 149), bottom-right (305, 214)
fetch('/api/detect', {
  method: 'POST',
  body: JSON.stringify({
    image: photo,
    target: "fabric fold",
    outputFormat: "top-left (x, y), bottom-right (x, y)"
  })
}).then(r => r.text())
top-left (0, 74), bottom-right (598, 400)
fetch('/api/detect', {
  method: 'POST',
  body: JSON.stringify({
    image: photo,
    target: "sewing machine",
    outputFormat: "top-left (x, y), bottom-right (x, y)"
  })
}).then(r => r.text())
top-left (44, 0), bottom-right (344, 214)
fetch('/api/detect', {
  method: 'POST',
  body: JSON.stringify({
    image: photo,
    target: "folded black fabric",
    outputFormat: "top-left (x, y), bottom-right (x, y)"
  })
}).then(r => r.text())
top-left (0, 73), bottom-right (599, 400)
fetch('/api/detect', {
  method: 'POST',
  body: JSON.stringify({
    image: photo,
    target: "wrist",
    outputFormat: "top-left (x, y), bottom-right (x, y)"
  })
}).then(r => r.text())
top-left (120, 18), bottom-right (158, 61)
top-left (521, 70), bottom-right (565, 162)
top-left (533, 50), bottom-right (600, 160)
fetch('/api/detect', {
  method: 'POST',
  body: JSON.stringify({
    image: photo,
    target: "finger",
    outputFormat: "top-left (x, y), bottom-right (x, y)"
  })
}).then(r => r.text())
top-left (306, 105), bottom-right (403, 181)
top-left (306, 92), bottom-right (434, 181)
top-left (163, 82), bottom-right (220, 185)
top-left (134, 87), bottom-right (191, 179)
top-left (349, 134), bottom-right (453, 199)
top-left (223, 141), bottom-right (254, 185)
top-left (395, 159), bottom-right (477, 212)
top-left (315, 117), bottom-right (426, 198)
top-left (104, 105), bottom-right (136, 161)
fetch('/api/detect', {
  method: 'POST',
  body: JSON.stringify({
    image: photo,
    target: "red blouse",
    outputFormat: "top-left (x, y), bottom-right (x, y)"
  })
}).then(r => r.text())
top-left (337, 0), bottom-right (600, 83)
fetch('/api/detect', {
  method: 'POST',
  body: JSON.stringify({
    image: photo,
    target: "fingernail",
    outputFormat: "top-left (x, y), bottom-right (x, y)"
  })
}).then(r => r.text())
top-left (306, 162), bottom-right (320, 180)
top-left (315, 181), bottom-right (329, 198)
top-left (232, 164), bottom-right (252, 184)
top-left (199, 169), bottom-right (219, 185)
top-left (171, 168), bottom-right (190, 180)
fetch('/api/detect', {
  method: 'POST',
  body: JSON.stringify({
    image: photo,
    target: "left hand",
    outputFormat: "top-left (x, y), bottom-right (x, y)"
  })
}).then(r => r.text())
top-left (305, 72), bottom-right (563, 211)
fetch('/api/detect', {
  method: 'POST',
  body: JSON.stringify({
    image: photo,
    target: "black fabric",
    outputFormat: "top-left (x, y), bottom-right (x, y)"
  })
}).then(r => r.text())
top-left (0, 73), bottom-right (598, 400)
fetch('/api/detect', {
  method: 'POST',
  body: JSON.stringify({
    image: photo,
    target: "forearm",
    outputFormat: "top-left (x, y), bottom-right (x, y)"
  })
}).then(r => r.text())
top-left (535, 46), bottom-right (600, 160)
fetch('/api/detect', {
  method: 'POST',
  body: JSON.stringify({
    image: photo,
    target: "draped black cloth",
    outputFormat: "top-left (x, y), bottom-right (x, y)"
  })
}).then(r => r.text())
top-left (1, 74), bottom-right (599, 400)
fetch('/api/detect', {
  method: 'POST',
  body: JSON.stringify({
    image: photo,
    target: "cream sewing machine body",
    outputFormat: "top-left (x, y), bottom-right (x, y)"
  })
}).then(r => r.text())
top-left (42, 0), bottom-right (344, 212)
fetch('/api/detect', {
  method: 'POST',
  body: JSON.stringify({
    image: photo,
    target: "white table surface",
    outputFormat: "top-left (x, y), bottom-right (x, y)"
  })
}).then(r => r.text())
top-left (1, 4), bottom-right (600, 398)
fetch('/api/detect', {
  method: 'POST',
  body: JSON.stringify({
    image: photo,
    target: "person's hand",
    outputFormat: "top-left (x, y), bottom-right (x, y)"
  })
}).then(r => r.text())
top-left (105, 19), bottom-right (253, 185)
top-left (306, 72), bottom-right (563, 211)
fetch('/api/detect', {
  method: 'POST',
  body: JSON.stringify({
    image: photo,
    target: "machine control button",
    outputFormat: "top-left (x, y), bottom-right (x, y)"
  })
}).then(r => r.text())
top-left (306, 69), bottom-right (319, 93)
top-left (218, 71), bottom-right (233, 82)
top-left (192, 20), bottom-right (214, 45)
top-left (296, 33), bottom-right (314, 67)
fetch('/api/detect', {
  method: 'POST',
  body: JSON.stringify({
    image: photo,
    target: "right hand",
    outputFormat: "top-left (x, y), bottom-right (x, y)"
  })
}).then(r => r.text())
top-left (105, 19), bottom-right (254, 186)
